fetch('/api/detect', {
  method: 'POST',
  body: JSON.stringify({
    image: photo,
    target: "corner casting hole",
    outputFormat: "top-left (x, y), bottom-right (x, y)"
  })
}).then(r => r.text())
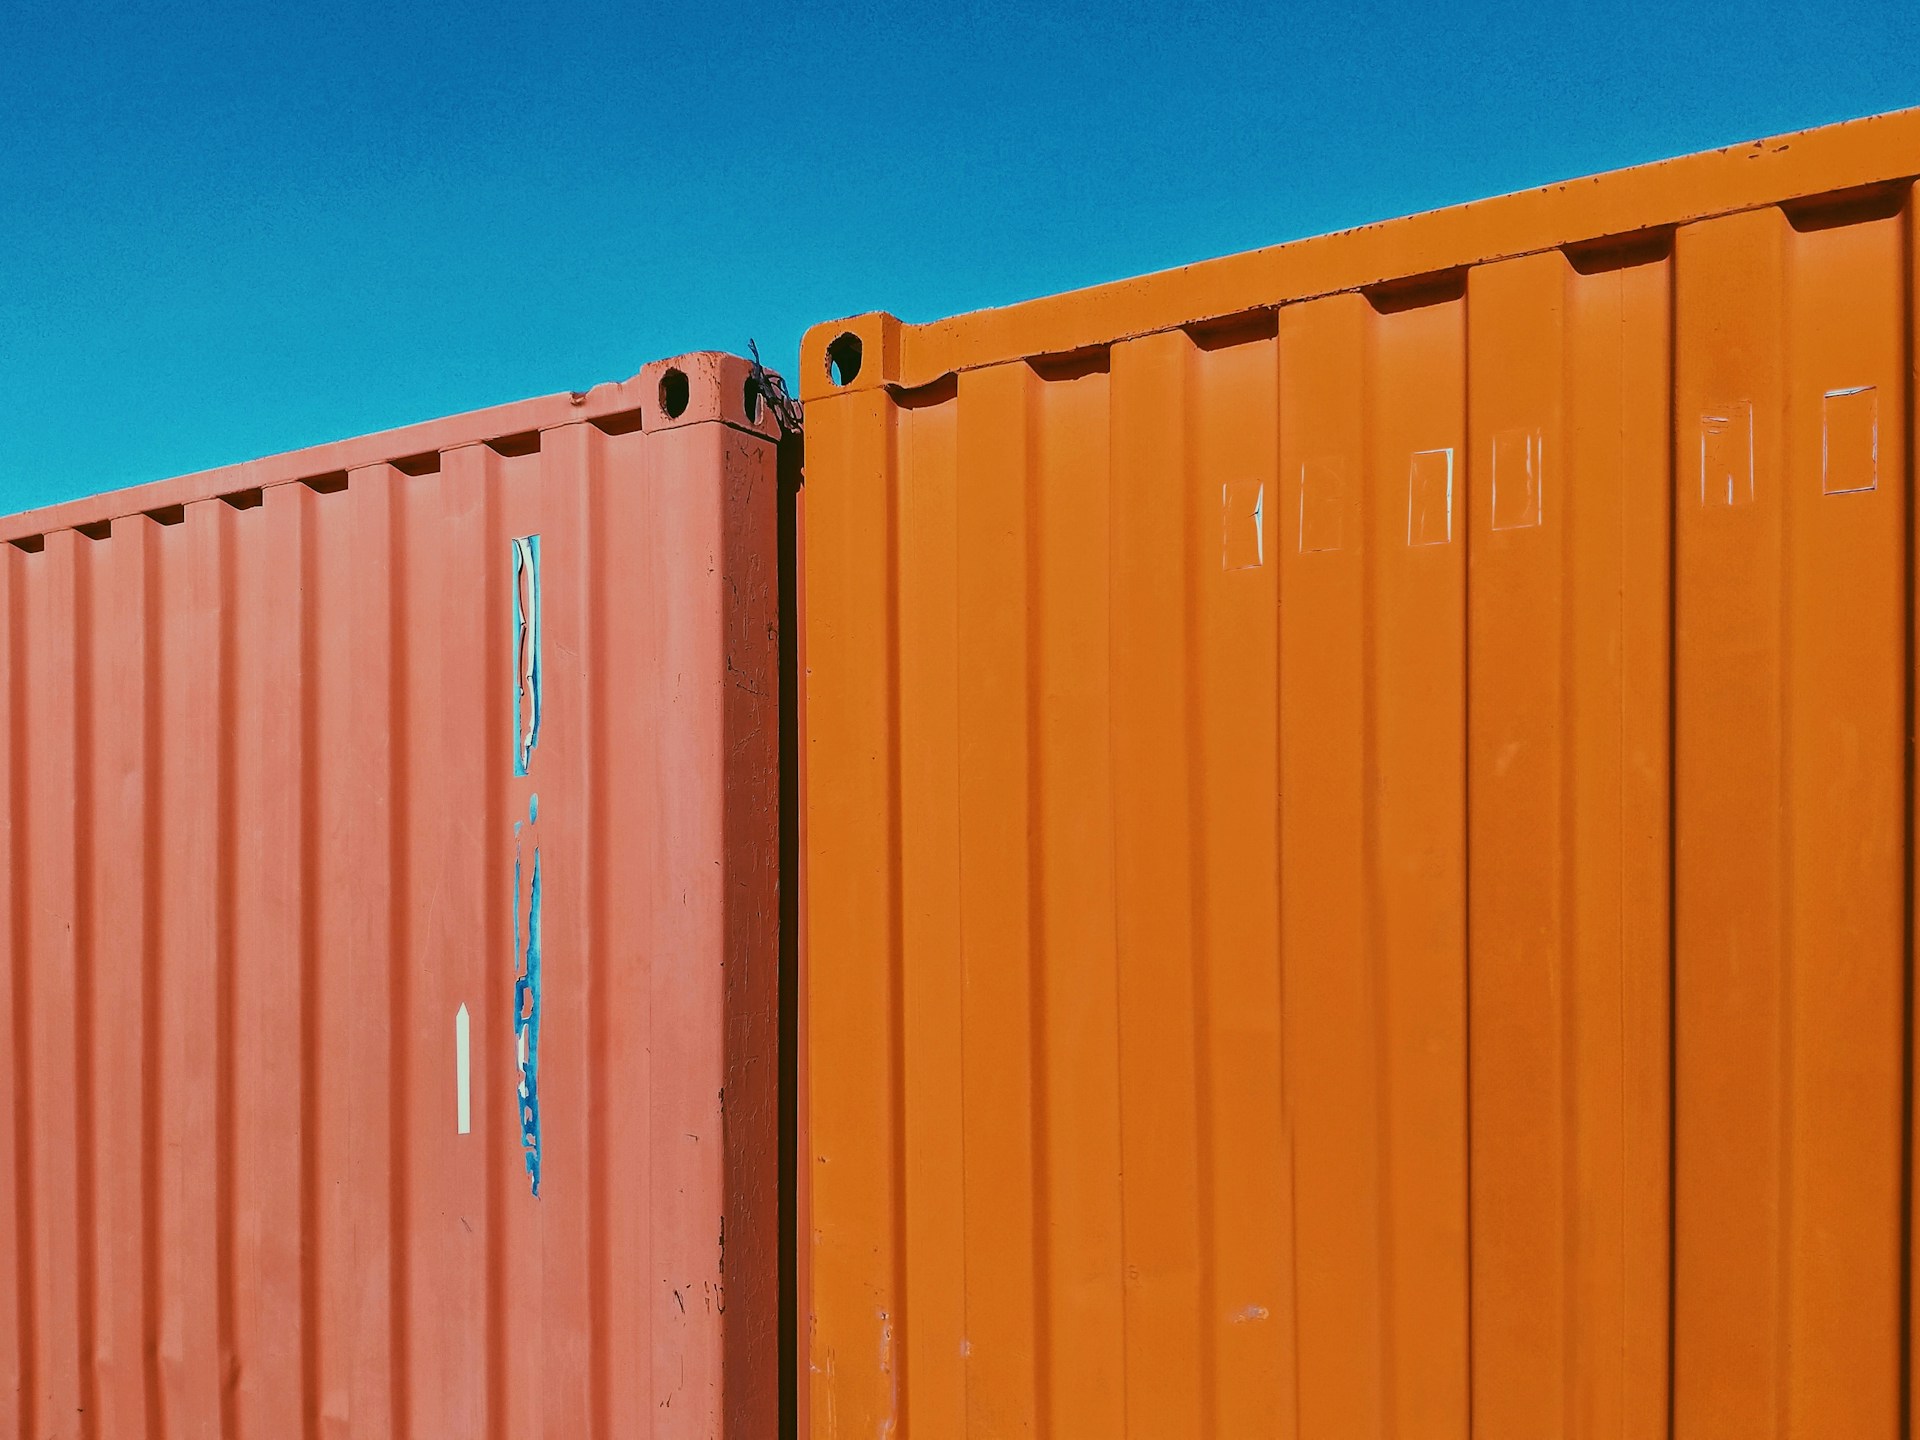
top-left (826, 332), bottom-right (862, 386)
top-left (660, 368), bottom-right (691, 420)
top-left (744, 377), bottom-right (763, 423)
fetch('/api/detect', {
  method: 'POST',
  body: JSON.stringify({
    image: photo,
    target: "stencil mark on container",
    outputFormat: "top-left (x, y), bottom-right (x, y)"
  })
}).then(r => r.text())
top-left (1823, 386), bottom-right (1877, 495)
top-left (1297, 457), bottom-right (1347, 554)
top-left (1700, 401), bottom-right (1755, 506)
top-left (1491, 429), bottom-right (1543, 530)
top-left (512, 535), bottom-right (542, 776)
top-left (513, 793), bottom-right (543, 1196)
top-left (455, 1003), bottom-right (471, 1134)
top-left (1407, 448), bottom-right (1454, 546)
top-left (1222, 479), bottom-right (1265, 569)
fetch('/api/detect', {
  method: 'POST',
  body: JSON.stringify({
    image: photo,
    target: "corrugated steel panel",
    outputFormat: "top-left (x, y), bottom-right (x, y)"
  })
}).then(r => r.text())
top-left (0, 352), bottom-right (783, 1439)
top-left (797, 109), bottom-right (1920, 1438)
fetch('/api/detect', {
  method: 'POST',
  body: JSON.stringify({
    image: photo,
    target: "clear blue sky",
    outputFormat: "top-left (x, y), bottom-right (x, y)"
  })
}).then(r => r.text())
top-left (3, 1), bottom-right (1915, 514)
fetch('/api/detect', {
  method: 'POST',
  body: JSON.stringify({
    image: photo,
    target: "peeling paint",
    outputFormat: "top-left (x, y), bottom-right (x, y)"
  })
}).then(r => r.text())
top-left (511, 534), bottom-right (544, 1195)
top-left (512, 535), bottom-right (542, 776)
top-left (513, 792), bottom-right (543, 1196)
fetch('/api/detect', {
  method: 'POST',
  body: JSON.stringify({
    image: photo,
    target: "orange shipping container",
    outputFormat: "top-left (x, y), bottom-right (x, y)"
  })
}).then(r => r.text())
top-left (0, 353), bottom-right (783, 1439)
top-left (799, 108), bottom-right (1920, 1438)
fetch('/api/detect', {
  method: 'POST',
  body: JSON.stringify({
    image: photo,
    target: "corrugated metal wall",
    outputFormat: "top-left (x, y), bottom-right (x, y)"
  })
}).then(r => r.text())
top-left (799, 132), bottom-right (1919, 1436)
top-left (0, 354), bottom-right (783, 1440)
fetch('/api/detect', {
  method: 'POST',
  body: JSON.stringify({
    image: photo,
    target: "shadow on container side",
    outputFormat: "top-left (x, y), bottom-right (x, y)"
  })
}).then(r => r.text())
top-left (778, 412), bottom-right (805, 1440)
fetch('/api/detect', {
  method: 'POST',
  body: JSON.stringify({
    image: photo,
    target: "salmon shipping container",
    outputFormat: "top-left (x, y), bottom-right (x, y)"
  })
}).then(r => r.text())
top-left (0, 352), bottom-right (784, 1438)
top-left (799, 107), bottom-right (1920, 1438)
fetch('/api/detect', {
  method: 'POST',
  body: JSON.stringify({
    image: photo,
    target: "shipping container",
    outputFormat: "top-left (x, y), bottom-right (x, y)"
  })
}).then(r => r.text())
top-left (0, 351), bottom-right (784, 1439)
top-left (798, 106), bottom-right (1920, 1438)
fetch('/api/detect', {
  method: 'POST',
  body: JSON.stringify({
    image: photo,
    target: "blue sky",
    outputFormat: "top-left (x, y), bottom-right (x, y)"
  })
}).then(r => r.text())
top-left (3, 0), bottom-right (1915, 513)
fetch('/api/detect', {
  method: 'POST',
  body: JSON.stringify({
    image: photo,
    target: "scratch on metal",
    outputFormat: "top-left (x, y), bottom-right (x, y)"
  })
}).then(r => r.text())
top-left (878, 1309), bottom-right (897, 1440)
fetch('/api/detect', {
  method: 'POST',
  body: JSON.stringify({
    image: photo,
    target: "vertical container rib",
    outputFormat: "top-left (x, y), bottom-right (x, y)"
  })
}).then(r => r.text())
top-left (1022, 366), bottom-right (1052, 1440)
top-left (26, 532), bottom-right (84, 1439)
top-left (72, 535), bottom-right (98, 1440)
top-left (895, 377), bottom-right (964, 1436)
top-left (954, 362), bottom-right (1041, 1435)
top-left (95, 515), bottom-right (160, 1437)
top-left (5, 550), bottom-right (32, 1440)
top-left (298, 489), bottom-right (321, 1440)
top-left (1177, 337), bottom-right (1218, 1440)
top-left (141, 519), bottom-right (166, 1440)
top-left (1031, 355), bottom-right (1125, 1439)
top-left (1109, 331), bottom-right (1207, 1437)
top-left (1903, 183), bottom-right (1919, 1440)
top-left (213, 503), bottom-right (239, 1440)
top-left (886, 396), bottom-right (910, 1440)
top-left (579, 424), bottom-right (612, 1440)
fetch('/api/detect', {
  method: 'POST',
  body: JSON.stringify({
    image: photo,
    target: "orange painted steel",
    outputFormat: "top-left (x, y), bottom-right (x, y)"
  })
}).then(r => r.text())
top-left (0, 353), bottom-right (783, 1439)
top-left (799, 108), bottom-right (1920, 1438)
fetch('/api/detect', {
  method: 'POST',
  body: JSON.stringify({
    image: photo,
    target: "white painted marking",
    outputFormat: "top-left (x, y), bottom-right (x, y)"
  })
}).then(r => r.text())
top-left (455, 1003), bottom-right (471, 1135)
